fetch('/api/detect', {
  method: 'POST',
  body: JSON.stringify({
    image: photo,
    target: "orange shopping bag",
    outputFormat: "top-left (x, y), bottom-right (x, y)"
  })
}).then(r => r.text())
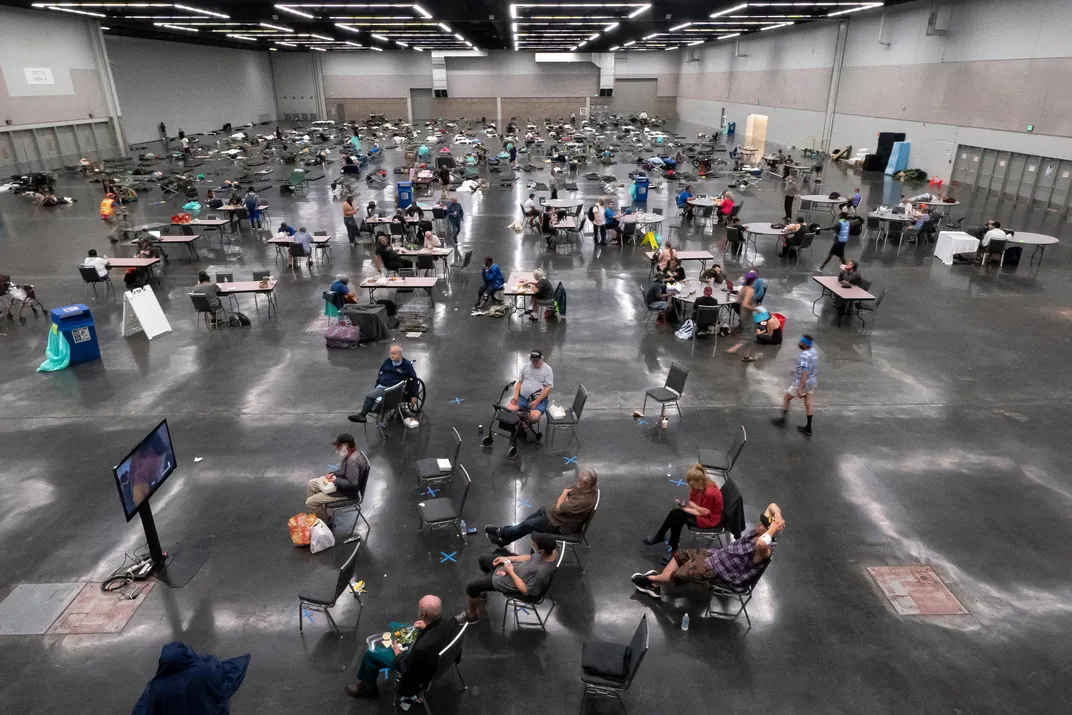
top-left (288, 513), bottom-right (317, 546)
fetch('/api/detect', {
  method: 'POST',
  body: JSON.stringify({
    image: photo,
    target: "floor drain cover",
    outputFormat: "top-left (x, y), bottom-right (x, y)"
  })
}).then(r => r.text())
top-left (867, 565), bottom-right (968, 616)
top-left (48, 581), bottom-right (156, 635)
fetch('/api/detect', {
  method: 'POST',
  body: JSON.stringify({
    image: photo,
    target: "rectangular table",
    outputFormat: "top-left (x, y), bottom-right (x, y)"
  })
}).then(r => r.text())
top-left (811, 275), bottom-right (875, 325)
top-left (934, 231), bottom-right (979, 266)
top-left (217, 279), bottom-right (279, 319)
top-left (359, 276), bottom-right (438, 302)
top-left (503, 271), bottom-right (537, 317)
top-left (174, 218), bottom-right (230, 250)
top-left (154, 234), bottom-right (203, 261)
top-left (107, 256), bottom-right (162, 285)
top-left (266, 234), bottom-right (334, 261)
top-left (645, 250), bottom-right (715, 273)
top-left (398, 247), bottom-right (454, 275)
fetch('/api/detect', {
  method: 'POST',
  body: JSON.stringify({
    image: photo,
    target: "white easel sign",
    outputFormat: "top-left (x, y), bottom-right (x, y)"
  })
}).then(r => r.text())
top-left (24, 68), bottom-right (55, 85)
top-left (122, 287), bottom-right (172, 340)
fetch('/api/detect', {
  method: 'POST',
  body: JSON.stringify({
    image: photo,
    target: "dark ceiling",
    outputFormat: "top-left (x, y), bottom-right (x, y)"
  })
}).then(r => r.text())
top-left (2, 2), bottom-right (896, 53)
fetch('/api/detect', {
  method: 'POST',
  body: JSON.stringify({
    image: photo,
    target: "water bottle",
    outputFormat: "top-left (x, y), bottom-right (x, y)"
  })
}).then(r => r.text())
top-left (666, 462), bottom-right (673, 478)
top-left (478, 424), bottom-right (484, 435)
top-left (460, 520), bottom-right (467, 540)
top-left (681, 613), bottom-right (690, 632)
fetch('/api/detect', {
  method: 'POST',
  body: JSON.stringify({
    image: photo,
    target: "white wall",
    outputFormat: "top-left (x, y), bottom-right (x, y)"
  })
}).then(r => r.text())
top-left (0, 6), bottom-right (111, 127)
top-left (106, 36), bottom-right (276, 144)
top-left (676, 0), bottom-right (1072, 181)
top-left (271, 52), bottom-right (320, 120)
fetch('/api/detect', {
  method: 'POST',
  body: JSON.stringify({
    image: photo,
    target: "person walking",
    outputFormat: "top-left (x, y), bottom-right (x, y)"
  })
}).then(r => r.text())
top-left (590, 199), bottom-right (606, 245)
top-left (817, 212), bottom-right (851, 272)
top-left (726, 273), bottom-right (758, 363)
top-left (783, 174), bottom-right (798, 220)
top-left (446, 196), bottom-right (464, 244)
top-left (771, 335), bottom-right (818, 436)
top-left (158, 121), bottom-right (168, 147)
top-left (342, 195), bottom-right (359, 245)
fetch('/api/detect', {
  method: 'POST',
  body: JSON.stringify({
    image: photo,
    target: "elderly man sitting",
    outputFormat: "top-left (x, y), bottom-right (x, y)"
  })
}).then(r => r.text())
top-left (455, 533), bottom-right (560, 624)
top-left (631, 503), bottom-right (784, 598)
top-left (305, 433), bottom-right (370, 524)
top-left (348, 344), bottom-right (418, 423)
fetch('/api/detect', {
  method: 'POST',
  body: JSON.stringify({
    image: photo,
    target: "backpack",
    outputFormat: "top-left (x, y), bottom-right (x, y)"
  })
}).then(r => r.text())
top-left (773, 312), bottom-right (787, 332)
top-left (828, 191), bottom-right (841, 199)
top-left (848, 216), bottom-right (865, 236)
top-left (234, 312), bottom-right (251, 326)
top-left (586, 204), bottom-right (595, 221)
top-left (325, 316), bottom-right (360, 348)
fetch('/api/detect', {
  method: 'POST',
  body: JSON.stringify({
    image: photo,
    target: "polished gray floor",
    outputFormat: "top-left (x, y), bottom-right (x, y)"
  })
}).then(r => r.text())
top-left (2, 123), bottom-right (1071, 714)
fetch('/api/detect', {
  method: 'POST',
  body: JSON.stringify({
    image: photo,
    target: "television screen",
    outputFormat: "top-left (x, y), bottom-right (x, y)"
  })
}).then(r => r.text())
top-left (113, 419), bottom-right (177, 521)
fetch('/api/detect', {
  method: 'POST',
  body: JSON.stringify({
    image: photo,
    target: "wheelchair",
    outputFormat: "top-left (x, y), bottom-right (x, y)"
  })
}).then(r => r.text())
top-left (481, 381), bottom-right (543, 460)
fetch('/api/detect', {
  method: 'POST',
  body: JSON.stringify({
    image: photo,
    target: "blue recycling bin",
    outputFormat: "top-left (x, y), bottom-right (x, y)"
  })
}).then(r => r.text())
top-left (50, 304), bottom-right (101, 365)
top-left (726, 122), bottom-right (736, 137)
top-left (633, 176), bottom-right (649, 204)
top-left (397, 181), bottom-right (413, 209)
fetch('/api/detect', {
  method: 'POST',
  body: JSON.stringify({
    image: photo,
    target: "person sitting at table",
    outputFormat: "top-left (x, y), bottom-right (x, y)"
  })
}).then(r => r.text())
top-left (699, 263), bottom-right (728, 287)
top-left (901, 209), bottom-right (930, 243)
top-left (191, 271), bottom-right (224, 323)
top-left (840, 187), bottom-right (862, 214)
top-left (643, 464), bottom-right (722, 561)
top-left (422, 230), bottom-right (443, 249)
top-left (391, 208), bottom-right (406, 226)
top-left (661, 257), bottom-right (685, 283)
top-left (404, 204), bottom-right (424, 223)
top-left (692, 286), bottom-right (721, 336)
top-left (522, 193), bottom-right (541, 230)
top-left (978, 221), bottom-right (1009, 264)
top-left (205, 189), bottom-right (224, 210)
top-left (277, 222), bottom-right (296, 237)
top-left (348, 344), bottom-right (419, 423)
top-left (376, 234), bottom-right (413, 273)
top-left (330, 275), bottom-right (357, 304)
top-left (676, 185), bottom-right (695, 218)
top-left (346, 594), bottom-right (457, 701)
top-left (365, 200), bottom-right (378, 219)
top-left (754, 307), bottom-right (783, 345)
top-left (645, 274), bottom-right (670, 326)
top-left (716, 190), bottom-right (735, 225)
top-left (83, 249), bottom-right (110, 278)
top-left (631, 504), bottom-right (784, 599)
top-left (522, 269), bottom-right (555, 319)
top-left (226, 186), bottom-right (242, 205)
top-left (290, 226), bottom-right (313, 269)
top-left (653, 242), bottom-right (677, 272)
top-left (778, 216), bottom-right (808, 258)
top-left (833, 260), bottom-right (864, 314)
top-left (475, 255), bottom-right (505, 309)
top-left (895, 195), bottom-right (912, 213)
top-left (455, 534), bottom-right (560, 625)
top-left (604, 199), bottom-right (621, 237)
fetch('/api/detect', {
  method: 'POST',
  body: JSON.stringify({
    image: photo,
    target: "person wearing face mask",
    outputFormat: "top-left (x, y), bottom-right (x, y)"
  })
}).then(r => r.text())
top-left (632, 503), bottom-right (784, 599)
top-left (305, 433), bottom-right (370, 524)
top-left (770, 334), bottom-right (818, 436)
top-left (348, 345), bottom-right (419, 423)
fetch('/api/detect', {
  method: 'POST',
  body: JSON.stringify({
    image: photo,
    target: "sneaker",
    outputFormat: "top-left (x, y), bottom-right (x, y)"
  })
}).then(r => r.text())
top-left (797, 425), bottom-right (813, 437)
top-left (631, 573), bottom-right (661, 598)
top-left (347, 414), bottom-right (367, 423)
top-left (632, 410), bottom-right (644, 420)
top-left (642, 535), bottom-right (664, 546)
top-left (484, 526), bottom-right (504, 546)
top-left (534, 432), bottom-right (543, 444)
top-left (454, 611), bottom-right (479, 625)
top-left (346, 683), bottom-right (380, 699)
top-left (770, 415), bottom-right (787, 427)
top-left (813, 265), bottom-right (825, 273)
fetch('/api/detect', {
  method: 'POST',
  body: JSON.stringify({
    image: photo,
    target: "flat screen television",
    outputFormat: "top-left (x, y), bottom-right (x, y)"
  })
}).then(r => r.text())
top-left (113, 419), bottom-right (177, 521)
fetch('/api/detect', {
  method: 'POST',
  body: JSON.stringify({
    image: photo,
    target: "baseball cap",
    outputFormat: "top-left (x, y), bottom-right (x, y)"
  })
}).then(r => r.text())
top-left (530, 349), bottom-right (543, 360)
top-left (745, 270), bottom-right (758, 280)
top-left (332, 433), bottom-right (356, 447)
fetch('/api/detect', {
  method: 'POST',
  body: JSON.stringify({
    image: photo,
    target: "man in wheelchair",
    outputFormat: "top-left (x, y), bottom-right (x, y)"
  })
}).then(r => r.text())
top-left (348, 345), bottom-right (419, 423)
top-left (507, 349), bottom-right (554, 436)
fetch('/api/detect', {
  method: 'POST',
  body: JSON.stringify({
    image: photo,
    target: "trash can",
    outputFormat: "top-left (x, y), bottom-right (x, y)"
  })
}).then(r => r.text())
top-left (50, 304), bottom-right (101, 365)
top-left (633, 176), bottom-right (649, 204)
top-left (727, 122), bottom-right (736, 137)
top-left (397, 181), bottom-right (413, 209)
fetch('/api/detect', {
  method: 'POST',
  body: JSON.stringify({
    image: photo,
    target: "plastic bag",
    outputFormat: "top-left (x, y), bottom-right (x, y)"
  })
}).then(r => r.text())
top-left (675, 319), bottom-right (695, 341)
top-left (310, 519), bottom-right (336, 554)
top-left (182, 201), bottom-right (202, 216)
top-left (37, 324), bottom-right (71, 372)
top-left (288, 513), bottom-right (317, 546)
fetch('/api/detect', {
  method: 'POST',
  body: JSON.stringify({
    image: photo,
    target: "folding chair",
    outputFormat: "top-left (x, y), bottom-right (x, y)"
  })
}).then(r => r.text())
top-left (705, 558), bottom-right (771, 626)
top-left (402, 621), bottom-right (469, 714)
top-left (363, 381), bottom-right (407, 443)
top-left (287, 169), bottom-right (309, 195)
top-left (535, 485), bottom-right (599, 571)
top-left (547, 384), bottom-right (587, 449)
top-left (698, 425), bottom-right (747, 479)
top-left (79, 265), bottom-right (114, 300)
top-left (417, 465), bottom-right (471, 539)
top-left (414, 427), bottom-right (461, 489)
top-left (641, 362), bottom-right (689, 421)
top-left (579, 615), bottom-right (648, 714)
top-left (502, 547), bottom-right (565, 632)
top-left (297, 544), bottom-right (363, 638)
top-left (189, 293), bottom-right (225, 331)
top-left (686, 475), bottom-right (741, 548)
top-left (326, 450), bottom-right (372, 545)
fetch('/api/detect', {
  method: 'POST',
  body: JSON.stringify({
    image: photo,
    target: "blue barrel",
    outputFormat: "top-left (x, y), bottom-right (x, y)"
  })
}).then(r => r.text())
top-left (633, 176), bottom-right (650, 204)
top-left (50, 304), bottom-right (101, 365)
top-left (397, 181), bottom-right (413, 209)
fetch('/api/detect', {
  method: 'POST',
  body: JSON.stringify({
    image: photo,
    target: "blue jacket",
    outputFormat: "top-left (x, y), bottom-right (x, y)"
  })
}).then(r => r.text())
top-left (377, 357), bottom-right (418, 389)
top-left (482, 263), bottom-right (505, 291)
top-left (330, 280), bottom-right (349, 295)
top-left (132, 642), bottom-right (250, 715)
top-left (446, 202), bottom-right (464, 221)
top-left (676, 190), bottom-right (693, 208)
top-left (279, 225), bottom-right (296, 236)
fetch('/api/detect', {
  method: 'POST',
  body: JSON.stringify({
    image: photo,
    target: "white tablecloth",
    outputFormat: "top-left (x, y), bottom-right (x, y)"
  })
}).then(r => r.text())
top-left (934, 231), bottom-right (979, 266)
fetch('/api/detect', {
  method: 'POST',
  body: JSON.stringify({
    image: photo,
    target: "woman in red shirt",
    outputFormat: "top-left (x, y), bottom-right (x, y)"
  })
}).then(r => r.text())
top-left (644, 464), bottom-right (723, 559)
top-left (717, 189), bottom-right (735, 224)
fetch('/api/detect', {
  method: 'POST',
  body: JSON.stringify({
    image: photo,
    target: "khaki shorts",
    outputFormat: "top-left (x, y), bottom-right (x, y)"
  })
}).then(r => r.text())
top-left (787, 384), bottom-right (816, 397)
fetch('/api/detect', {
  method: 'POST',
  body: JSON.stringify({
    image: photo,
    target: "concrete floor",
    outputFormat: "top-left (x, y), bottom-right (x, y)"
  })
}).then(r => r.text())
top-left (2, 124), bottom-right (1072, 714)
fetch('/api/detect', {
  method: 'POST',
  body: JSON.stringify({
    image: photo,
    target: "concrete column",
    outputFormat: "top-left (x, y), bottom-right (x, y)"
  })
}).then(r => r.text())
top-left (88, 20), bottom-right (126, 151)
top-left (497, 97), bottom-right (502, 131)
top-left (820, 20), bottom-right (849, 153)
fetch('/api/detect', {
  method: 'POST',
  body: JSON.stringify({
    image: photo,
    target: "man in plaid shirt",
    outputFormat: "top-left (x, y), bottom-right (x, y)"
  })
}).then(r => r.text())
top-left (632, 504), bottom-right (784, 598)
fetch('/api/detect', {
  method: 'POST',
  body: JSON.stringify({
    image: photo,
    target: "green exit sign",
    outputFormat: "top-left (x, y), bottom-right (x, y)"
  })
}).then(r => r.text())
top-left (1026, 125), bottom-right (1034, 132)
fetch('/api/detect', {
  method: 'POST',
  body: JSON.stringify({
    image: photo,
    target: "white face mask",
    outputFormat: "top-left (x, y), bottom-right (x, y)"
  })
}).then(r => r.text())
top-left (336, 447), bottom-right (349, 458)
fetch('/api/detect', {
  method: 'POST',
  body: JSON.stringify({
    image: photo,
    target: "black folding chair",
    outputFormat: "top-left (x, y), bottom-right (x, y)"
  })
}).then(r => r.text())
top-left (698, 425), bottom-right (747, 479)
top-left (417, 465), bottom-right (470, 539)
top-left (414, 427), bottom-right (461, 489)
top-left (579, 615), bottom-right (649, 714)
top-left (297, 544), bottom-right (363, 638)
top-left (641, 362), bottom-right (689, 422)
top-left (705, 558), bottom-right (771, 627)
top-left (547, 384), bottom-right (587, 449)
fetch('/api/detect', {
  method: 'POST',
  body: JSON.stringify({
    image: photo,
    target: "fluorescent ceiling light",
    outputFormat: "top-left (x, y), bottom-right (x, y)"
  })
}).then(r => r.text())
top-left (604, 21), bottom-right (619, 32)
top-left (437, 22), bottom-right (450, 31)
top-left (719, 32), bottom-right (741, 39)
top-left (344, 40), bottom-right (363, 47)
top-left (664, 46), bottom-right (677, 50)
top-left (156, 23), bottom-right (198, 31)
top-left (760, 21), bottom-right (793, 30)
top-left (710, 3), bottom-right (750, 19)
top-left (512, 22), bottom-right (517, 31)
top-left (454, 33), bottom-right (465, 41)
top-left (173, 4), bottom-right (227, 19)
top-left (226, 33), bottom-right (258, 41)
top-left (48, 7), bottom-right (106, 18)
top-left (510, 4), bottom-right (518, 19)
top-left (587, 33), bottom-right (598, 40)
top-left (371, 33), bottom-right (388, 41)
top-left (828, 3), bottom-right (882, 17)
top-left (687, 39), bottom-right (704, 46)
top-left (670, 22), bottom-right (692, 31)
top-left (335, 23), bottom-right (360, 33)
top-left (310, 46), bottom-right (326, 51)
top-left (642, 33), bottom-right (660, 40)
top-left (412, 4), bottom-right (432, 19)
top-left (624, 40), bottom-right (636, 46)
top-left (100, 24), bottom-right (109, 29)
top-left (260, 22), bottom-right (293, 32)
top-left (414, 46), bottom-right (424, 51)
top-left (628, 4), bottom-right (650, 18)
top-left (609, 45), bottom-right (619, 50)
top-left (570, 45), bottom-right (578, 50)
top-left (274, 40), bottom-right (297, 47)
top-left (270, 47), bottom-right (277, 51)
top-left (275, 5), bottom-right (314, 19)
top-left (370, 45), bottom-right (383, 51)
top-left (395, 40), bottom-right (408, 47)
top-left (310, 33), bottom-right (332, 40)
